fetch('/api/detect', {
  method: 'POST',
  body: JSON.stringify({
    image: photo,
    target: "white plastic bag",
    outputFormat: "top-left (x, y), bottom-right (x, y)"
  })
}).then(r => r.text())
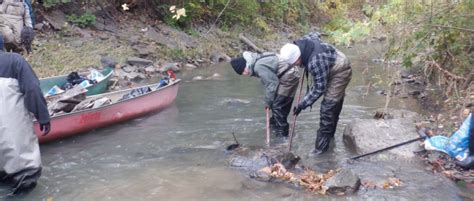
top-left (45, 85), bottom-right (65, 97)
top-left (88, 69), bottom-right (105, 82)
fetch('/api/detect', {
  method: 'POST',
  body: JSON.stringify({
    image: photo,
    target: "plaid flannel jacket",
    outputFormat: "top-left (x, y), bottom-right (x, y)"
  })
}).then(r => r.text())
top-left (299, 42), bottom-right (337, 109)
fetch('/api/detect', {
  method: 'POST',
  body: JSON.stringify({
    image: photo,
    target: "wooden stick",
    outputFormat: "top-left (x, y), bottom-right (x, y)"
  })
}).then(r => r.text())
top-left (266, 108), bottom-right (271, 146)
top-left (432, 24), bottom-right (474, 33)
top-left (288, 72), bottom-right (305, 152)
top-left (239, 33), bottom-right (265, 53)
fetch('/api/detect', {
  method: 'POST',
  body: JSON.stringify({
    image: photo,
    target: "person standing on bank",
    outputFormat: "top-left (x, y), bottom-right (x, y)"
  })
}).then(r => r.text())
top-left (0, 0), bottom-right (35, 53)
top-left (0, 34), bottom-right (50, 195)
top-left (281, 32), bottom-right (352, 155)
top-left (230, 51), bottom-right (301, 137)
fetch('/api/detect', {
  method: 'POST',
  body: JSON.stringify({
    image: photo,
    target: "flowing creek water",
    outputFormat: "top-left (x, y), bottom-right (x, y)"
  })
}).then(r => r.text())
top-left (1, 43), bottom-right (465, 200)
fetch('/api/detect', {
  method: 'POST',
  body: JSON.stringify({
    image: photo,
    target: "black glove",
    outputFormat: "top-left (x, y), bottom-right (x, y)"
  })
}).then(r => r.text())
top-left (293, 105), bottom-right (303, 116)
top-left (40, 122), bottom-right (51, 136)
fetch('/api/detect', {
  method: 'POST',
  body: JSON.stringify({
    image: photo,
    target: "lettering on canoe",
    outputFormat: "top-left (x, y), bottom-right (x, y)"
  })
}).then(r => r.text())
top-left (79, 112), bottom-right (101, 124)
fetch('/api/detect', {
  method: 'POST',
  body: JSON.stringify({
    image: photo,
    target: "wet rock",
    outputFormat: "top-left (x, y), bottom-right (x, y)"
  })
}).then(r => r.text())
top-left (159, 63), bottom-right (180, 73)
top-left (192, 76), bottom-right (204, 81)
top-left (210, 52), bottom-right (231, 63)
top-left (323, 169), bottom-right (360, 194)
top-left (221, 98), bottom-right (250, 106)
top-left (126, 57), bottom-right (153, 67)
top-left (250, 169), bottom-right (272, 182)
top-left (229, 149), bottom-right (300, 172)
top-left (100, 56), bottom-right (118, 68)
top-left (185, 63), bottom-right (198, 70)
top-left (343, 109), bottom-right (421, 159)
top-left (43, 10), bottom-right (67, 30)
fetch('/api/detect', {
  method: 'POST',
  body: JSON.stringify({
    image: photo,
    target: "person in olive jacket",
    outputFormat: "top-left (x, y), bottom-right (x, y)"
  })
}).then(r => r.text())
top-left (230, 51), bottom-right (300, 137)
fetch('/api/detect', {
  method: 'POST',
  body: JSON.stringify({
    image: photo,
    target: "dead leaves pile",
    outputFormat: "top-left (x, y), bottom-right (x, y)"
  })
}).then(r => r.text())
top-left (361, 177), bottom-right (403, 190)
top-left (258, 163), bottom-right (338, 195)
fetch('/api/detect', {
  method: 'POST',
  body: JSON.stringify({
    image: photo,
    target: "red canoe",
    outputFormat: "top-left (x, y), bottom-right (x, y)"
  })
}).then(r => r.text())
top-left (34, 80), bottom-right (180, 143)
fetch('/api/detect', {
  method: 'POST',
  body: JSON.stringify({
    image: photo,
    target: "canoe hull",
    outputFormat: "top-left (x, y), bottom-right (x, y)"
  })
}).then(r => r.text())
top-left (35, 81), bottom-right (179, 143)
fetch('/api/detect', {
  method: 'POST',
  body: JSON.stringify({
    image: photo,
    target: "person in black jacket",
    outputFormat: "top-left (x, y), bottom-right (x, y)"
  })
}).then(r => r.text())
top-left (280, 32), bottom-right (352, 155)
top-left (0, 34), bottom-right (50, 195)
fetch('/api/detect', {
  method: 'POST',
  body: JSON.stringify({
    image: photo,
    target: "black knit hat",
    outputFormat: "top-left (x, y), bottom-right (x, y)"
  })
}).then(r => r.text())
top-left (230, 57), bottom-right (246, 75)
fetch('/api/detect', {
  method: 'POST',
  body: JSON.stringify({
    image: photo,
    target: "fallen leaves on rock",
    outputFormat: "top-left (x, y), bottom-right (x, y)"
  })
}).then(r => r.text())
top-left (361, 177), bottom-right (403, 190)
top-left (258, 163), bottom-right (337, 195)
top-left (383, 177), bottom-right (403, 189)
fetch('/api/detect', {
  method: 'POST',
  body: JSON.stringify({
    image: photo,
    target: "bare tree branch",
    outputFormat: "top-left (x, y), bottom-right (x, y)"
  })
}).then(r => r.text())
top-left (206, 0), bottom-right (231, 34)
top-left (432, 24), bottom-right (474, 33)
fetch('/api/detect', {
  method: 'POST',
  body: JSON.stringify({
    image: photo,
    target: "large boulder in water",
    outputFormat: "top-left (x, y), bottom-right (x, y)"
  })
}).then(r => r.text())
top-left (343, 109), bottom-right (421, 159)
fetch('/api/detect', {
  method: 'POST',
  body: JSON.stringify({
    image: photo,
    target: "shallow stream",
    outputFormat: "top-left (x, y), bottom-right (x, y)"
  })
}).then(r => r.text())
top-left (1, 43), bottom-right (464, 200)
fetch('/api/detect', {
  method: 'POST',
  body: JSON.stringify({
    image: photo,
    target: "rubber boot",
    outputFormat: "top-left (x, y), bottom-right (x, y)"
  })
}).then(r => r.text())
top-left (457, 113), bottom-right (474, 169)
top-left (456, 156), bottom-right (474, 169)
top-left (272, 95), bottom-right (294, 137)
top-left (313, 98), bottom-right (344, 155)
top-left (8, 167), bottom-right (42, 196)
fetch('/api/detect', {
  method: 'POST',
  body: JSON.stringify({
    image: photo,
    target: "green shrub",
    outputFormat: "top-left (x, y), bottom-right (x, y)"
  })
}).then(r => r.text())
top-left (42, 0), bottom-right (71, 8)
top-left (67, 12), bottom-right (96, 28)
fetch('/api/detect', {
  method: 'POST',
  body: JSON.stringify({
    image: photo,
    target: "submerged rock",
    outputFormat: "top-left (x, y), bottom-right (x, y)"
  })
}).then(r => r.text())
top-left (220, 98), bottom-right (251, 106)
top-left (228, 147), bottom-right (301, 182)
top-left (226, 145), bottom-right (357, 195)
top-left (192, 76), bottom-right (204, 81)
